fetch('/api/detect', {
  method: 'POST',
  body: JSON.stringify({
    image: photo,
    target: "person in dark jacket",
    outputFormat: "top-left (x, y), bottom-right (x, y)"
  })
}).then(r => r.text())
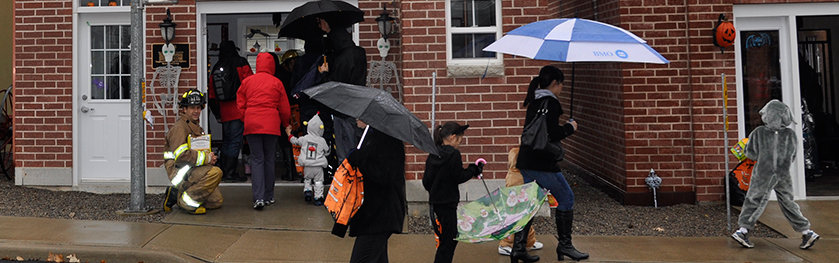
top-left (515, 65), bottom-right (586, 262)
top-left (208, 40), bottom-right (253, 183)
top-left (345, 119), bottom-right (406, 263)
top-left (422, 122), bottom-right (482, 263)
top-left (270, 51), bottom-right (302, 181)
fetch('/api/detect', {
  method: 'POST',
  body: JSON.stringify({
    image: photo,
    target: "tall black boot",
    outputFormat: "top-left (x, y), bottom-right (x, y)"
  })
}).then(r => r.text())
top-left (510, 220), bottom-right (540, 263)
top-left (162, 186), bottom-right (178, 212)
top-left (556, 209), bottom-right (589, 261)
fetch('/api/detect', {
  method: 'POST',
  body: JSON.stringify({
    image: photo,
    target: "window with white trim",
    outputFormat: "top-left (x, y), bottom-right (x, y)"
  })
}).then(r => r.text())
top-left (446, 0), bottom-right (501, 65)
top-left (80, 0), bottom-right (129, 7)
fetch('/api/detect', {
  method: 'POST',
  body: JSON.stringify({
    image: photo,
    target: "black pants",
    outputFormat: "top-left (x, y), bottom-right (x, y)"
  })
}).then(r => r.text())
top-left (350, 232), bottom-right (392, 263)
top-left (433, 204), bottom-right (458, 263)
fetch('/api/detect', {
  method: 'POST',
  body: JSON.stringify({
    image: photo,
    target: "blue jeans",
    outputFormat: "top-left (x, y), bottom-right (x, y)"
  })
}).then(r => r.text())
top-left (520, 169), bottom-right (574, 210)
top-left (221, 119), bottom-right (244, 158)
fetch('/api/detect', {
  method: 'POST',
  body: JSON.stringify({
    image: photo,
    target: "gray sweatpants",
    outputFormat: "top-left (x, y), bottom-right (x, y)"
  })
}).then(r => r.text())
top-left (303, 166), bottom-right (325, 199)
top-left (737, 171), bottom-right (810, 232)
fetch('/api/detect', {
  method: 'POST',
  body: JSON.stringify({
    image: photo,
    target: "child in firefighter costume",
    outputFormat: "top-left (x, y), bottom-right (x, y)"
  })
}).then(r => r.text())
top-left (287, 114), bottom-right (330, 206)
top-left (162, 89), bottom-right (224, 215)
top-left (731, 100), bottom-right (819, 249)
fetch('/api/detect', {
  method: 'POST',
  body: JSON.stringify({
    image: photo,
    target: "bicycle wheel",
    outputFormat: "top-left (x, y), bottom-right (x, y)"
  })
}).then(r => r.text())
top-left (0, 86), bottom-right (13, 180)
top-left (0, 134), bottom-right (12, 180)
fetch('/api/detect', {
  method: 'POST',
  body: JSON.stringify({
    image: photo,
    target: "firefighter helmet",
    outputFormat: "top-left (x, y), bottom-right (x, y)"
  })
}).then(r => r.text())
top-left (281, 49), bottom-right (302, 64)
top-left (179, 89), bottom-right (206, 108)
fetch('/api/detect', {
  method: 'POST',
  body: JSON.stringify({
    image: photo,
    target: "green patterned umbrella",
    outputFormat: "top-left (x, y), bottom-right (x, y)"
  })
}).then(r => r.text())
top-left (456, 181), bottom-right (548, 243)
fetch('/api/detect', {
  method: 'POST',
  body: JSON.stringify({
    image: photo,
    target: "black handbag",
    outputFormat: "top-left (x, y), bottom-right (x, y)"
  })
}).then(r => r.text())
top-left (521, 99), bottom-right (565, 161)
top-left (521, 100), bottom-right (550, 150)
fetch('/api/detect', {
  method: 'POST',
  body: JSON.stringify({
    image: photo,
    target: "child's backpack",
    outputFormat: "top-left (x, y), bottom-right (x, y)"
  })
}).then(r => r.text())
top-left (210, 60), bottom-right (241, 101)
top-left (728, 159), bottom-right (755, 206)
top-left (324, 158), bottom-right (364, 237)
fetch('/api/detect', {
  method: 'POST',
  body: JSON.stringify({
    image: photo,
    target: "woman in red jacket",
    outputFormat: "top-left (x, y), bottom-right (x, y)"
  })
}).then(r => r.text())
top-left (237, 53), bottom-right (292, 210)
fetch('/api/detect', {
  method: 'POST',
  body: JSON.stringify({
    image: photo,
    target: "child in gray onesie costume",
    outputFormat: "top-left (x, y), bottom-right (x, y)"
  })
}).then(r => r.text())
top-left (288, 114), bottom-right (330, 206)
top-left (731, 100), bottom-right (819, 249)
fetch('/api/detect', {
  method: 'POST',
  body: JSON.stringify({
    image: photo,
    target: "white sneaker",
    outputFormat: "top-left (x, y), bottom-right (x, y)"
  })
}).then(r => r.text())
top-left (498, 245), bottom-right (511, 256)
top-left (531, 241), bottom-right (543, 250)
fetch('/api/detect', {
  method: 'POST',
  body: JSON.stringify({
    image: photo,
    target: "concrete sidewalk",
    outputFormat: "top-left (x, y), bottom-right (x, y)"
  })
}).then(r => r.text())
top-left (0, 185), bottom-right (836, 263)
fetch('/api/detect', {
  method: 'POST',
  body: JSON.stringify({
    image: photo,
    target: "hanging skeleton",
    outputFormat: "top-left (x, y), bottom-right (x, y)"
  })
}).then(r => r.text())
top-left (147, 64), bottom-right (181, 132)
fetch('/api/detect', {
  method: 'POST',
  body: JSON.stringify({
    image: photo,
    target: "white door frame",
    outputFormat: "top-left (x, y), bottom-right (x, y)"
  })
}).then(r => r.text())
top-left (73, 6), bottom-right (145, 187)
top-left (734, 2), bottom-right (839, 199)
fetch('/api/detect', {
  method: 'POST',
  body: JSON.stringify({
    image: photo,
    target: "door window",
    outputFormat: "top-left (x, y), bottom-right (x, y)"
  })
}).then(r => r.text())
top-left (741, 30), bottom-right (782, 134)
top-left (89, 25), bottom-right (131, 100)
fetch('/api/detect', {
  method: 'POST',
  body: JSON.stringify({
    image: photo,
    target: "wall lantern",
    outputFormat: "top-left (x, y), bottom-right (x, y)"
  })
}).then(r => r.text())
top-left (713, 13), bottom-right (736, 54)
top-left (375, 6), bottom-right (396, 40)
top-left (159, 8), bottom-right (177, 44)
top-left (159, 8), bottom-right (177, 63)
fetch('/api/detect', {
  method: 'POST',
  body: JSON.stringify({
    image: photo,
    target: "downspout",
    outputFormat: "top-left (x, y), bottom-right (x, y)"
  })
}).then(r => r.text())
top-left (684, 0), bottom-right (696, 202)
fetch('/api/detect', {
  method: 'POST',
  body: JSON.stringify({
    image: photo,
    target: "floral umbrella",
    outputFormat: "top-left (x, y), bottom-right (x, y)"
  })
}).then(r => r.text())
top-left (456, 182), bottom-right (548, 243)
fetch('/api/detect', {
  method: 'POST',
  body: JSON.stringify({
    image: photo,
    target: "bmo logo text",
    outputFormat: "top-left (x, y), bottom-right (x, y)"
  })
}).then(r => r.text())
top-left (592, 50), bottom-right (629, 59)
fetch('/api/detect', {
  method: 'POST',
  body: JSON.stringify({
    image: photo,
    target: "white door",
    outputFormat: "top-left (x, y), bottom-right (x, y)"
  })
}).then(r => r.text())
top-left (77, 13), bottom-right (133, 182)
top-left (734, 15), bottom-right (806, 199)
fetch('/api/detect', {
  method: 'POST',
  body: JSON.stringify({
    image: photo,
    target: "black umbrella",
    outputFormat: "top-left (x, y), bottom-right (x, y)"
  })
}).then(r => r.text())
top-left (278, 0), bottom-right (364, 40)
top-left (302, 82), bottom-right (439, 156)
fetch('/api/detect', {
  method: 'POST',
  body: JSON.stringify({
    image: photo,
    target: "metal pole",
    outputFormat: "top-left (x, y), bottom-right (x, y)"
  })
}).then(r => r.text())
top-left (722, 73), bottom-right (731, 232)
top-left (431, 71), bottom-right (436, 130)
top-left (126, 0), bottom-right (149, 213)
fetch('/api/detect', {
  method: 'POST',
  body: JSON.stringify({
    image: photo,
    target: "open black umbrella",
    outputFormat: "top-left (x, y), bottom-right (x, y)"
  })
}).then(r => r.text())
top-left (278, 0), bottom-right (364, 40)
top-left (302, 82), bottom-right (439, 156)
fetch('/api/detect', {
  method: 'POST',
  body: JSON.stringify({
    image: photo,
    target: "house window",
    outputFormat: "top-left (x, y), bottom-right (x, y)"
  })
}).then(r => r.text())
top-left (90, 25), bottom-right (131, 100)
top-left (80, 0), bottom-right (129, 7)
top-left (446, 0), bottom-right (502, 75)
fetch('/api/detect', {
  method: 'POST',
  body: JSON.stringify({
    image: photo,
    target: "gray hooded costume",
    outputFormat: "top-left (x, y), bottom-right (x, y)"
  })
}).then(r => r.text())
top-left (290, 114), bottom-right (330, 200)
top-left (738, 100), bottom-right (810, 232)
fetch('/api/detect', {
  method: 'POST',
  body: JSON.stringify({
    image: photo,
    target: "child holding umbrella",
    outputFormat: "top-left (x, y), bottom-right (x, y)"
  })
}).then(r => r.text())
top-left (423, 122), bottom-right (483, 263)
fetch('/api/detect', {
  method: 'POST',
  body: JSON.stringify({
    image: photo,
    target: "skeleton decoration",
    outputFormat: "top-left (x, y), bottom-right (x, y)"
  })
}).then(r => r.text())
top-left (377, 38), bottom-right (391, 58)
top-left (147, 64), bottom-right (182, 132)
top-left (646, 168), bottom-right (662, 208)
top-left (161, 43), bottom-right (176, 63)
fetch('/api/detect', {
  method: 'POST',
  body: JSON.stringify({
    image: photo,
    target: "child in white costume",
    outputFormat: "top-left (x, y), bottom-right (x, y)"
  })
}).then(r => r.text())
top-left (731, 100), bottom-right (819, 250)
top-left (288, 114), bottom-right (330, 206)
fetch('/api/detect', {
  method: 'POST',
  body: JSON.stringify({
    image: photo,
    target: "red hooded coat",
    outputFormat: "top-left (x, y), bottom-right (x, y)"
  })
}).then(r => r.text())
top-left (237, 53), bottom-right (291, 136)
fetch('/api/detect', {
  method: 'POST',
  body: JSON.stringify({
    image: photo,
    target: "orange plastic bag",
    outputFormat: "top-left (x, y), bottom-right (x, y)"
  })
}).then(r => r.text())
top-left (324, 158), bottom-right (364, 231)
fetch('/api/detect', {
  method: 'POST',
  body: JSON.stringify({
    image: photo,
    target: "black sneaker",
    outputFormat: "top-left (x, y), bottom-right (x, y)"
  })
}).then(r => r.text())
top-left (800, 231), bottom-right (820, 249)
top-left (253, 200), bottom-right (265, 210)
top-left (265, 198), bottom-right (275, 206)
top-left (731, 231), bottom-right (754, 248)
top-left (304, 191), bottom-right (313, 202)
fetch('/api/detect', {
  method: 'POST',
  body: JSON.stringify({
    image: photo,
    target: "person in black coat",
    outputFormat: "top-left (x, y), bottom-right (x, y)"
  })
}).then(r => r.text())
top-left (515, 65), bottom-right (586, 262)
top-left (423, 122), bottom-right (482, 263)
top-left (346, 120), bottom-right (406, 263)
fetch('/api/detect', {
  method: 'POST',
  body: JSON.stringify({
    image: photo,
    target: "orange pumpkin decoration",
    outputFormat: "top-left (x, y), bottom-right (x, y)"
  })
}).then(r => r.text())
top-left (87, 1), bottom-right (95, 6)
top-left (108, 1), bottom-right (117, 6)
top-left (713, 14), bottom-right (736, 53)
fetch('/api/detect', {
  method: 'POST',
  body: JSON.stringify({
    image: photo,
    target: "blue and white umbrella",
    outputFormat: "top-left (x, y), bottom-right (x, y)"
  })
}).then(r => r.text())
top-left (483, 18), bottom-right (669, 64)
top-left (483, 18), bottom-right (669, 117)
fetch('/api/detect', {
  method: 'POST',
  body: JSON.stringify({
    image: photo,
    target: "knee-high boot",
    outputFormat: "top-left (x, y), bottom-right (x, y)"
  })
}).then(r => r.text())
top-left (556, 209), bottom-right (589, 261)
top-left (510, 220), bottom-right (540, 263)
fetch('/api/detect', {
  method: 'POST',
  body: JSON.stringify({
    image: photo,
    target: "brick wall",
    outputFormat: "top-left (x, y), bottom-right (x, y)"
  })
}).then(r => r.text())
top-left (400, 0), bottom-right (560, 180)
top-left (14, 0), bottom-right (75, 169)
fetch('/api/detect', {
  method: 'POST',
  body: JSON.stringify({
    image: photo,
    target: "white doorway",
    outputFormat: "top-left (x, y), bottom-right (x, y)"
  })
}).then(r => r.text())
top-left (76, 13), bottom-right (133, 182)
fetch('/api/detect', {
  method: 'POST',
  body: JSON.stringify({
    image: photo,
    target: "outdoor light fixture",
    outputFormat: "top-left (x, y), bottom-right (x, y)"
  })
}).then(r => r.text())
top-left (159, 8), bottom-right (177, 63)
top-left (159, 8), bottom-right (177, 44)
top-left (375, 6), bottom-right (396, 40)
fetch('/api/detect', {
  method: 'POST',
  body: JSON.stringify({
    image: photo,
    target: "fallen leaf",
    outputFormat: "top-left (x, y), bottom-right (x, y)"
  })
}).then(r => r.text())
top-left (67, 254), bottom-right (80, 263)
top-left (16, 256), bottom-right (24, 261)
top-left (653, 227), bottom-right (665, 232)
top-left (69, 212), bottom-right (76, 218)
top-left (101, 260), bottom-right (107, 263)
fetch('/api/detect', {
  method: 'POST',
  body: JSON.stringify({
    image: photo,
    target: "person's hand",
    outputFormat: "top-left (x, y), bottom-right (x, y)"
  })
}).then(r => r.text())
top-left (208, 151), bottom-right (218, 165)
top-left (467, 163), bottom-right (483, 178)
top-left (285, 126), bottom-right (293, 136)
top-left (567, 119), bottom-right (578, 131)
top-left (318, 61), bottom-right (329, 73)
top-left (317, 18), bottom-right (331, 33)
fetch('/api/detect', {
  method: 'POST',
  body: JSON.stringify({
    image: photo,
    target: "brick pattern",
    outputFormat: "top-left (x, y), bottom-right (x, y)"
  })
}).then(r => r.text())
top-left (400, 0), bottom-right (560, 180)
top-left (14, 0), bottom-right (75, 168)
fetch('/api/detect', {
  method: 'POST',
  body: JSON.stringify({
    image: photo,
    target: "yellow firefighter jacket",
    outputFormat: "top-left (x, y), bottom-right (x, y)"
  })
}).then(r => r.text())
top-left (164, 113), bottom-right (213, 186)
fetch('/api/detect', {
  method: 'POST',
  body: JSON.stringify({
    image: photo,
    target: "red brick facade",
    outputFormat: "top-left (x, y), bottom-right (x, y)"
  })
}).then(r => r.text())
top-left (13, 0), bottom-right (828, 203)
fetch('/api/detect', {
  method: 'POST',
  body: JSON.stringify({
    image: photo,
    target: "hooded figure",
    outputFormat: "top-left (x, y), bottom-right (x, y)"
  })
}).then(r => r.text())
top-left (289, 114), bottom-right (331, 205)
top-left (208, 40), bottom-right (253, 183)
top-left (731, 99), bottom-right (820, 250)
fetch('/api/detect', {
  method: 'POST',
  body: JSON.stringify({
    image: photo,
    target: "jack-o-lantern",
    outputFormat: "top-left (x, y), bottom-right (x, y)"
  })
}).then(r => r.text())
top-left (108, 1), bottom-right (117, 6)
top-left (713, 14), bottom-right (736, 53)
